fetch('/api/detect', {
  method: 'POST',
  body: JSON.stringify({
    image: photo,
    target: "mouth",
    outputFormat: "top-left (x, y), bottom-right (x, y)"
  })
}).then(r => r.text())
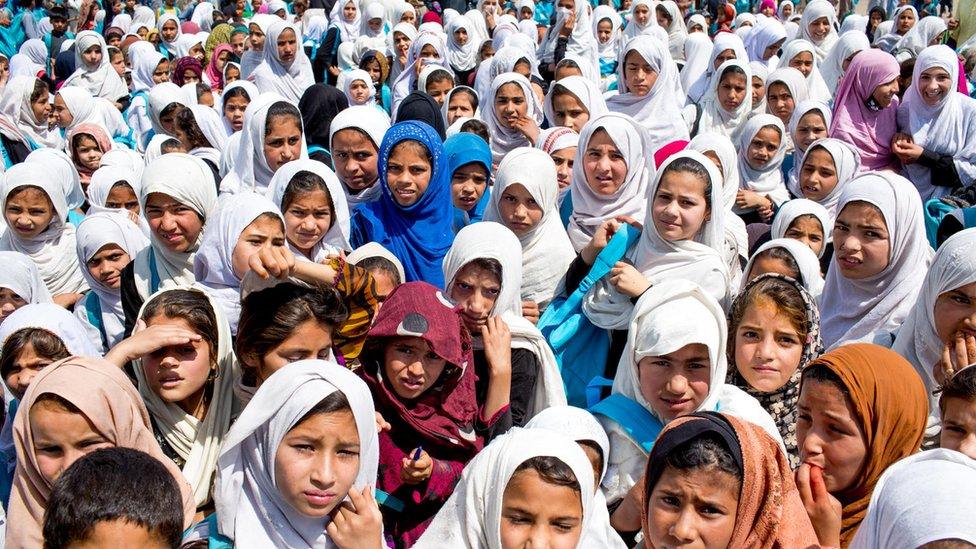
top-left (159, 231), bottom-right (184, 245)
top-left (837, 254), bottom-right (861, 269)
top-left (802, 183), bottom-right (821, 195)
top-left (13, 225), bottom-right (35, 234)
top-left (509, 220), bottom-right (532, 232)
top-left (394, 187), bottom-right (416, 201)
top-left (157, 372), bottom-right (183, 389)
top-left (751, 364), bottom-right (780, 374)
top-left (399, 377), bottom-right (424, 392)
top-left (659, 396), bottom-right (693, 412)
top-left (102, 274), bottom-right (120, 286)
top-left (457, 196), bottom-right (477, 209)
top-left (303, 490), bottom-right (336, 507)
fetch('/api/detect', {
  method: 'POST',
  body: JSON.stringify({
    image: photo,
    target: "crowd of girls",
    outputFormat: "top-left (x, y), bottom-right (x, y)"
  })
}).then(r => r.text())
top-left (0, 0), bottom-right (975, 546)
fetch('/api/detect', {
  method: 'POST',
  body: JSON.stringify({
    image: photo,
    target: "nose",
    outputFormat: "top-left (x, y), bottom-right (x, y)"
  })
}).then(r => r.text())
top-left (300, 215), bottom-right (317, 231)
top-left (665, 373), bottom-right (688, 395)
top-left (467, 293), bottom-right (487, 315)
top-left (309, 454), bottom-right (338, 488)
top-left (158, 211), bottom-right (177, 231)
top-left (158, 351), bottom-right (181, 368)
top-left (513, 202), bottom-right (528, 220)
top-left (406, 359), bottom-right (425, 377)
top-left (838, 233), bottom-right (860, 253)
top-left (755, 335), bottom-right (775, 360)
top-left (800, 427), bottom-right (824, 458)
top-left (669, 508), bottom-right (697, 543)
top-left (281, 146), bottom-right (295, 162)
top-left (17, 370), bottom-right (38, 393)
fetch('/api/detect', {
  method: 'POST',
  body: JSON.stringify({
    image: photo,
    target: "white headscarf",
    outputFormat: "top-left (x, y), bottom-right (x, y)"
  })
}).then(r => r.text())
top-left (74, 212), bottom-right (149, 348)
top-left (543, 75), bottom-right (607, 128)
top-left (765, 66), bottom-right (810, 121)
top-left (0, 251), bottom-right (52, 306)
top-left (442, 222), bottom-right (568, 416)
top-left (606, 36), bottom-right (689, 148)
top-left (743, 18), bottom-right (786, 68)
top-left (191, 2), bottom-right (216, 31)
top-left (132, 5), bottom-right (156, 34)
top-left (770, 198), bottom-right (832, 257)
top-left (874, 7), bottom-right (911, 51)
top-left (339, 68), bottom-right (376, 107)
top-left (157, 13), bottom-right (183, 56)
top-left (249, 21), bottom-right (315, 104)
top-left (785, 100), bottom-right (833, 192)
top-left (390, 31), bottom-right (449, 110)
top-left (799, 0), bottom-right (838, 61)
top-left (414, 427), bottom-right (595, 549)
top-left (695, 59), bottom-right (752, 141)
top-left (0, 302), bottom-right (100, 357)
top-left (779, 39), bottom-right (832, 103)
top-left (567, 113), bottom-right (651, 251)
top-left (658, 0), bottom-right (687, 60)
top-left (266, 158), bottom-right (352, 259)
top-left (61, 31), bottom-right (129, 100)
top-left (446, 14), bottom-right (479, 71)
top-left (130, 48), bottom-right (167, 93)
top-left (328, 105), bottom-right (389, 205)
top-left (583, 151), bottom-right (729, 329)
top-left (749, 61), bottom-right (769, 116)
top-left (483, 148), bottom-right (575, 309)
top-left (86, 165), bottom-right (148, 233)
top-left (787, 137), bottom-right (861, 221)
top-left (174, 33), bottom-right (203, 58)
top-left (187, 104), bottom-right (229, 159)
top-left (0, 76), bottom-right (61, 149)
top-left (215, 359), bottom-right (379, 548)
top-left (538, 0), bottom-right (598, 73)
top-left (850, 449), bottom-right (976, 549)
top-left (0, 163), bottom-right (87, 296)
top-left (679, 31), bottom-right (712, 93)
top-left (893, 15), bottom-right (946, 58)
top-left (741, 237), bottom-right (825, 298)
top-left (146, 82), bottom-right (187, 135)
top-left (329, 0), bottom-right (362, 42)
top-left (388, 22), bottom-right (418, 82)
top-left (622, 0), bottom-right (658, 40)
top-left (736, 114), bottom-right (789, 209)
top-left (55, 86), bottom-right (130, 139)
top-left (819, 172), bottom-right (933, 349)
top-left (23, 149), bottom-right (84, 213)
top-left (821, 30), bottom-right (870, 94)
top-left (484, 72), bottom-right (543, 165)
top-left (216, 80), bottom-right (259, 134)
top-left (592, 5), bottom-right (622, 63)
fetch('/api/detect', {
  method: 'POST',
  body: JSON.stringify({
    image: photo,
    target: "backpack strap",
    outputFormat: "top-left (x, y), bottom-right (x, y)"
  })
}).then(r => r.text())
top-left (148, 247), bottom-right (161, 293)
top-left (84, 292), bottom-right (110, 351)
top-left (589, 394), bottom-right (664, 453)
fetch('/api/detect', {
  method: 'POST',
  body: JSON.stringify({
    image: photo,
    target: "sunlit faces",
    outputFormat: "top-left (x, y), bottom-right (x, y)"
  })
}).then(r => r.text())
top-left (933, 281), bottom-right (976, 344)
top-left (784, 215), bottom-right (825, 256)
top-left (249, 23), bottom-right (266, 50)
top-left (762, 38), bottom-right (785, 61)
top-left (382, 336), bottom-right (448, 399)
top-left (781, 2), bottom-right (793, 17)
top-left (637, 343), bottom-right (712, 421)
top-left (597, 18), bottom-right (613, 43)
top-left (161, 19), bottom-right (179, 42)
top-left (799, 147), bottom-right (839, 204)
top-left (583, 129), bottom-right (627, 196)
top-left (393, 31), bottom-right (411, 56)
top-left (29, 398), bottom-right (112, 485)
top-left (652, 167), bottom-right (711, 242)
top-left (110, 52), bottom-right (126, 76)
top-left (917, 66), bottom-right (951, 106)
top-left (348, 79), bottom-right (372, 105)
top-left (425, 76), bottom-right (454, 106)
top-left (807, 16), bottom-right (831, 42)
top-left (655, 5), bottom-right (672, 27)
top-left (342, 0), bottom-right (357, 22)
top-left (222, 94), bottom-right (249, 132)
top-left (494, 82), bottom-right (528, 129)
top-left (940, 395), bottom-right (976, 460)
top-left (418, 43), bottom-right (440, 61)
top-left (274, 407), bottom-right (361, 517)
top-left (446, 91), bottom-right (477, 125)
top-left (386, 140), bottom-right (432, 207)
top-left (554, 63), bottom-right (583, 81)
top-left (362, 58), bottom-right (382, 85)
top-left (751, 75), bottom-right (765, 109)
top-left (86, 244), bottom-right (131, 290)
top-left (73, 135), bottom-right (104, 173)
top-left (283, 188), bottom-right (334, 256)
top-left (632, 3), bottom-right (651, 26)
top-left (188, 43), bottom-right (205, 63)
top-left (231, 214), bottom-right (286, 280)
top-left (717, 70), bottom-right (748, 112)
top-left (796, 377), bottom-right (868, 493)
top-left (498, 183), bottom-right (543, 237)
top-left (4, 341), bottom-right (57, 399)
top-left (519, 6), bottom-right (534, 19)
top-left (332, 128), bottom-right (379, 192)
top-left (0, 288), bottom-right (26, 324)
top-left (793, 111), bottom-right (828, 152)
top-left (714, 48), bottom-right (736, 69)
top-left (140, 314), bottom-right (214, 417)
top-left (499, 465), bottom-right (584, 549)
top-left (263, 114), bottom-right (303, 171)
top-left (746, 126), bottom-right (782, 169)
top-left (623, 49), bottom-right (658, 96)
top-left (833, 201), bottom-right (890, 280)
top-left (644, 464), bottom-right (739, 549)
top-left (158, 104), bottom-right (182, 136)
top-left (550, 90), bottom-right (589, 132)
top-left (367, 17), bottom-right (383, 33)
top-left (453, 25), bottom-right (468, 46)
top-left (276, 28), bottom-right (298, 65)
top-left (4, 186), bottom-right (54, 239)
top-left (181, 68), bottom-right (201, 86)
top-left (52, 93), bottom-right (74, 128)
top-left (871, 78), bottom-right (899, 108)
top-left (152, 58), bottom-right (171, 83)
top-left (766, 83), bottom-right (794, 124)
top-left (788, 51), bottom-right (814, 77)
top-left (144, 192), bottom-right (205, 253)
top-left (247, 319), bottom-right (335, 384)
top-left (449, 260), bottom-right (501, 331)
top-left (733, 298), bottom-right (804, 392)
top-left (896, 8), bottom-right (916, 33)
top-left (551, 147), bottom-right (576, 190)
top-left (450, 162), bottom-right (489, 212)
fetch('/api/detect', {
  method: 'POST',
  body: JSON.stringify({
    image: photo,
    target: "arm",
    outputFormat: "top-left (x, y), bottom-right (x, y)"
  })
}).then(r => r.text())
top-left (333, 261), bottom-right (380, 360)
top-left (915, 148), bottom-right (963, 190)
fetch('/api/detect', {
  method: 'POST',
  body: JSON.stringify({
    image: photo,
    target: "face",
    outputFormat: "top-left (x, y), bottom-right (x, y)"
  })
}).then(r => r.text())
top-left (794, 111), bottom-right (828, 152)
top-left (633, 4), bottom-right (650, 25)
top-left (74, 136), bottom-right (103, 171)
top-left (766, 83), bottom-right (794, 123)
top-left (784, 215), bottom-right (825, 257)
top-left (0, 287), bottom-right (26, 324)
top-left (788, 51), bottom-right (814, 78)
top-left (4, 341), bottom-right (57, 399)
top-left (225, 65), bottom-right (241, 83)
top-left (747, 255), bottom-right (799, 281)
top-left (188, 44), bottom-right (205, 62)
top-left (652, 170), bottom-right (710, 242)
top-left (364, 60), bottom-right (382, 84)
top-left (51, 17), bottom-right (67, 33)
top-left (833, 201), bottom-right (890, 280)
top-left (400, 10), bottom-right (416, 25)
top-left (446, 93), bottom-right (475, 124)
top-left (181, 68), bottom-right (200, 84)
top-left (231, 215), bottom-right (286, 280)
top-left (276, 28), bottom-right (298, 65)
top-left (799, 147), bottom-right (838, 206)
top-left (941, 396), bottom-right (976, 460)
top-left (554, 64), bottom-right (582, 80)
top-left (349, 79), bottom-right (371, 104)
top-left (274, 409), bottom-right (360, 517)
top-left (717, 72), bottom-right (747, 112)
top-left (495, 82), bottom-right (527, 129)
top-left (252, 319), bottom-right (334, 384)
top-left (897, 8), bottom-right (915, 33)
top-left (161, 19), bottom-right (178, 41)
top-left (231, 32), bottom-right (246, 56)
top-left (71, 520), bottom-right (170, 549)
top-left (332, 129), bottom-right (379, 192)
top-left (933, 281), bottom-right (976, 344)
top-left (551, 92), bottom-right (589, 132)
top-left (263, 116), bottom-right (302, 171)
top-left (871, 78), bottom-right (899, 108)
top-left (597, 19), bottom-right (612, 43)
top-left (426, 78), bottom-right (453, 106)
top-left (86, 244), bottom-right (130, 291)
top-left (498, 183), bottom-right (543, 237)
top-left (283, 188), bottom-right (333, 255)
top-left (25, 85), bottom-right (47, 122)
top-left (110, 53), bottom-right (126, 76)
top-left (714, 48), bottom-right (736, 68)
top-left (499, 468), bottom-right (584, 549)
top-left (144, 192), bottom-right (204, 253)
top-left (751, 76), bottom-right (765, 107)
top-left (869, 10), bottom-right (882, 26)
top-left (141, 315), bottom-right (212, 416)
top-left (624, 50), bottom-right (657, 96)
top-left (419, 44), bottom-right (439, 61)
top-left (734, 299), bottom-right (804, 393)
top-left (583, 129), bottom-right (628, 196)
top-left (383, 336), bottom-right (447, 399)
top-left (81, 44), bottom-right (102, 68)
top-left (552, 148), bottom-right (576, 189)
top-left (746, 126), bottom-right (781, 169)
top-left (638, 343), bottom-right (711, 421)
top-left (450, 162), bottom-right (488, 212)
top-left (645, 465), bottom-right (739, 549)
top-left (762, 38), bottom-right (784, 61)
top-left (5, 187), bottom-right (54, 239)
top-left (152, 59), bottom-right (170, 83)
top-left (394, 31), bottom-right (411, 55)
top-left (449, 262), bottom-right (501, 331)
top-left (808, 16), bottom-right (831, 41)
top-left (53, 93), bottom-right (73, 128)
top-left (158, 105), bottom-right (182, 135)
top-left (30, 402), bottom-right (112, 485)
top-left (917, 67), bottom-right (951, 107)
top-left (342, 0), bottom-right (356, 21)
top-left (453, 26), bottom-right (468, 46)
top-left (656, 6), bottom-right (671, 27)
top-left (782, 2), bottom-right (793, 16)
top-left (386, 142), bottom-right (432, 207)
top-left (223, 94), bottom-right (248, 132)
top-left (249, 25), bottom-right (266, 50)
top-left (797, 379), bottom-right (868, 493)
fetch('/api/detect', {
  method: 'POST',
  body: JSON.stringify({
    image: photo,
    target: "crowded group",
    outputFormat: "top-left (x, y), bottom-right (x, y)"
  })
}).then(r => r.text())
top-left (0, 0), bottom-right (975, 545)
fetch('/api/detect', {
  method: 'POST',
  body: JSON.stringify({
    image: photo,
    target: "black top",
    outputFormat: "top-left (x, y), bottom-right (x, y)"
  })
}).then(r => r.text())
top-left (473, 347), bottom-right (539, 439)
top-left (0, 135), bottom-right (31, 166)
top-left (120, 260), bottom-right (144, 338)
top-left (313, 26), bottom-right (342, 85)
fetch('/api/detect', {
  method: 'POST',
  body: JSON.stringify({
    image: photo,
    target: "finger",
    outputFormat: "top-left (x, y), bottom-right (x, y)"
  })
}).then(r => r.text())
top-left (346, 484), bottom-right (364, 512)
top-left (942, 343), bottom-right (955, 380)
top-left (956, 334), bottom-right (969, 372)
top-left (966, 335), bottom-right (976, 363)
top-left (795, 463), bottom-right (813, 504)
top-left (134, 318), bottom-right (147, 335)
top-left (809, 465), bottom-right (829, 502)
top-left (481, 324), bottom-right (491, 340)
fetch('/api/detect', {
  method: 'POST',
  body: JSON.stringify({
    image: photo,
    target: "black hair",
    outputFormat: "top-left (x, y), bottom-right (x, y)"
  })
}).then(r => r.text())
top-left (664, 432), bottom-right (742, 482)
top-left (425, 68), bottom-right (454, 88)
top-left (141, 289), bottom-right (219, 366)
top-left (42, 448), bottom-right (184, 549)
top-left (175, 108), bottom-right (213, 149)
top-left (459, 119), bottom-right (490, 143)
top-left (280, 170), bottom-right (335, 217)
top-left (354, 256), bottom-right (403, 286)
top-left (458, 258), bottom-right (502, 285)
top-left (940, 365), bottom-right (976, 412)
top-left (30, 78), bottom-right (49, 103)
top-left (0, 328), bottom-right (69, 379)
top-left (655, 3), bottom-right (672, 24)
top-left (660, 157), bottom-right (713, 210)
top-left (750, 246), bottom-right (802, 282)
top-left (511, 455), bottom-right (581, 492)
top-left (448, 87), bottom-right (479, 111)
top-left (160, 103), bottom-right (183, 120)
top-left (222, 84), bottom-right (252, 104)
top-left (265, 100), bottom-right (302, 136)
top-left (555, 58), bottom-right (582, 72)
top-left (195, 82), bottom-right (212, 102)
top-left (801, 362), bottom-right (850, 397)
top-left (296, 391), bottom-right (352, 425)
top-left (789, 213), bottom-right (825, 235)
top-left (107, 46), bottom-right (123, 60)
top-left (719, 64), bottom-right (748, 81)
top-left (159, 138), bottom-right (183, 153)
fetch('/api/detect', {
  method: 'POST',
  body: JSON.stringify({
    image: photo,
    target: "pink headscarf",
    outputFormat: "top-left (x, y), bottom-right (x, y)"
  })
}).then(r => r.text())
top-left (760, 0), bottom-right (777, 13)
top-left (829, 49), bottom-right (900, 171)
top-left (654, 140), bottom-right (689, 170)
top-left (181, 21), bottom-right (201, 34)
top-left (206, 43), bottom-right (234, 91)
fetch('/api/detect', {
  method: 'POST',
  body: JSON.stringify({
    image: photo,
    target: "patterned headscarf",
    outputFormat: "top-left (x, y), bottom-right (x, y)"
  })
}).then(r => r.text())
top-left (173, 56), bottom-right (203, 86)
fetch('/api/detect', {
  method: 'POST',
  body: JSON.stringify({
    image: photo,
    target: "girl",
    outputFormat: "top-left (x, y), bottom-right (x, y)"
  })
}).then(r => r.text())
top-left (86, 166), bottom-right (142, 218)
top-left (749, 61), bottom-right (769, 117)
top-left (790, 138), bottom-right (861, 221)
top-left (638, 412), bottom-right (818, 546)
top-left (741, 239), bottom-right (825, 297)
top-left (389, 32), bottom-right (449, 110)
top-left (893, 15), bottom-right (947, 58)
top-left (446, 15), bottom-right (478, 84)
top-left (687, 33), bottom-right (748, 103)
top-left (484, 147), bottom-right (574, 312)
top-left (623, 0), bottom-right (656, 40)
top-left (743, 18), bottom-right (787, 69)
top-left (736, 114), bottom-right (789, 222)
top-left (441, 86), bottom-right (479, 127)
top-left (359, 50), bottom-right (392, 114)
top-left (146, 82), bottom-right (188, 138)
top-left (74, 212), bottom-right (149, 352)
top-left (0, 76), bottom-right (60, 151)
top-left (127, 50), bottom-right (170, 150)
top-left (687, 59), bottom-right (751, 140)
top-left (780, 39), bottom-right (832, 103)
top-left (414, 427), bottom-right (596, 549)
top-left (657, 0), bottom-right (687, 61)
top-left (606, 35), bottom-right (690, 151)
top-left (174, 104), bottom-right (227, 176)
top-left (217, 80), bottom-right (257, 133)
top-left (0, 251), bottom-right (50, 323)
top-left (60, 30), bottom-right (128, 102)
top-left (387, 22), bottom-right (416, 84)
top-left (250, 21), bottom-right (315, 104)
top-left (484, 71), bottom-right (543, 165)
top-left (222, 61), bottom-right (241, 83)
top-left (222, 94), bottom-right (307, 195)
top-left (298, 83), bottom-right (349, 166)
top-left (822, 31), bottom-right (871, 94)
top-left (341, 68), bottom-right (376, 107)
top-left (66, 124), bottom-right (112, 187)
top-left (784, 100), bottom-right (831, 192)
top-left (329, 105), bottom-right (390, 205)
top-left (444, 132), bottom-right (492, 231)
top-left (214, 360), bottom-right (381, 548)
top-left (543, 75), bottom-right (608, 133)
top-left (107, 287), bottom-right (239, 514)
top-left (266, 158), bottom-right (351, 260)
top-left (322, 0), bottom-right (361, 84)
top-left (830, 49), bottom-right (901, 171)
top-left (172, 56), bottom-right (203, 86)
top-left (819, 172), bottom-right (931, 349)
top-left (203, 43), bottom-right (233, 91)
top-left (876, 6), bottom-right (918, 52)
top-left (727, 273), bottom-right (822, 467)
top-left (798, 0), bottom-right (838, 61)
top-left (795, 344), bottom-right (927, 546)
top-left (592, 5), bottom-right (621, 81)
top-left (895, 45), bottom-right (976, 201)
top-left (765, 67), bottom-right (808, 129)
top-left (157, 14), bottom-right (182, 58)
top-left (0, 163), bottom-right (87, 305)
top-left (536, 126), bottom-right (579, 223)
top-left (6, 357), bottom-right (196, 548)
top-left (52, 87), bottom-right (130, 143)
top-left (351, 120), bottom-right (453, 286)
top-left (770, 198), bottom-right (832, 258)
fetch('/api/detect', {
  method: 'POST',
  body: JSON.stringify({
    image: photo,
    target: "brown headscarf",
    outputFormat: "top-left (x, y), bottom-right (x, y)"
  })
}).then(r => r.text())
top-left (802, 343), bottom-right (928, 547)
top-left (641, 412), bottom-right (820, 549)
top-left (7, 357), bottom-right (196, 548)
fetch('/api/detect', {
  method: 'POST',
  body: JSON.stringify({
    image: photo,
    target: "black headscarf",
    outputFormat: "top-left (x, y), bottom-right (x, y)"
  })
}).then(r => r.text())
top-left (395, 90), bottom-right (446, 140)
top-left (643, 412), bottom-right (743, 495)
top-left (53, 48), bottom-right (76, 90)
top-left (298, 83), bottom-right (349, 149)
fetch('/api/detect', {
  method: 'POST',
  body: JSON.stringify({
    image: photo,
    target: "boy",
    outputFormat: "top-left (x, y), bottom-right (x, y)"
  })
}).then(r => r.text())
top-left (940, 365), bottom-right (976, 460)
top-left (43, 6), bottom-right (73, 76)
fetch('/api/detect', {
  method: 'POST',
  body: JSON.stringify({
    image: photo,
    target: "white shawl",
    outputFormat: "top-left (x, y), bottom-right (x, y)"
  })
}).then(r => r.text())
top-left (0, 302), bottom-right (100, 357)
top-left (266, 158), bottom-right (352, 258)
top-left (785, 100), bottom-right (833, 194)
top-left (736, 114), bottom-right (789, 210)
top-left (787, 137), bottom-right (861, 221)
top-left (328, 105), bottom-right (390, 205)
top-left (821, 30), bottom-right (870, 94)
top-left (484, 72), bottom-right (543, 165)
top-left (693, 59), bottom-right (752, 141)
top-left (679, 31), bottom-right (713, 94)
top-left (0, 76), bottom-right (62, 149)
top-left (779, 39), bottom-right (832, 103)
top-left (249, 21), bottom-right (315, 104)
top-left (741, 237), bottom-right (825, 298)
top-left (543, 75), bottom-right (608, 129)
top-left (770, 197), bottom-right (832, 257)
top-left (0, 251), bottom-right (52, 305)
top-left (798, 0), bottom-right (839, 61)
top-left (61, 31), bottom-right (129, 100)
top-left (687, 33), bottom-right (748, 103)
top-left (446, 15), bottom-right (479, 72)
top-left (56, 86), bottom-right (130, 140)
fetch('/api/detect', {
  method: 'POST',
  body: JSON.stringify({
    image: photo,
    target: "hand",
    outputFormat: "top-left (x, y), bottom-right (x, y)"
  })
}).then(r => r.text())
top-left (328, 64), bottom-right (340, 76)
top-left (891, 132), bottom-right (914, 146)
top-left (609, 261), bottom-right (651, 298)
top-left (512, 114), bottom-right (540, 144)
top-left (891, 139), bottom-right (923, 164)
top-left (481, 317), bottom-right (512, 378)
top-left (521, 300), bottom-right (540, 325)
top-left (52, 292), bottom-right (85, 309)
top-left (936, 332), bottom-right (976, 385)
top-left (735, 189), bottom-right (770, 210)
top-left (796, 463), bottom-right (842, 548)
top-left (105, 319), bottom-right (202, 366)
top-left (558, 9), bottom-right (575, 36)
top-left (326, 486), bottom-right (384, 549)
top-left (413, 56), bottom-right (425, 77)
top-left (757, 201), bottom-right (775, 223)
top-left (949, 17), bottom-right (960, 30)
top-left (484, 8), bottom-right (496, 28)
top-left (610, 480), bottom-right (643, 532)
top-left (582, 219), bottom-right (622, 264)
top-left (248, 245), bottom-right (296, 279)
top-left (374, 411), bottom-right (391, 433)
top-left (400, 448), bottom-right (433, 484)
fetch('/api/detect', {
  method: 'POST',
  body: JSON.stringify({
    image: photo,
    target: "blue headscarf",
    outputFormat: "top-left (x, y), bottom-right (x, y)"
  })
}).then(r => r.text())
top-left (351, 120), bottom-right (454, 287)
top-left (444, 133), bottom-right (492, 233)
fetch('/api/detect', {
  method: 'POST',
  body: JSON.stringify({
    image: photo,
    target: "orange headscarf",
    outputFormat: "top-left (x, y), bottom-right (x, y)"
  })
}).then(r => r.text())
top-left (802, 343), bottom-right (928, 547)
top-left (7, 357), bottom-right (196, 549)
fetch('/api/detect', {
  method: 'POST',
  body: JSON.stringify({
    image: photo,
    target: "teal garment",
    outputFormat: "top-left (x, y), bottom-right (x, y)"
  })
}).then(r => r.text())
top-left (589, 394), bottom-right (663, 452)
top-left (67, 209), bottom-right (85, 228)
top-left (0, 12), bottom-right (27, 60)
top-left (380, 83), bottom-right (392, 115)
top-left (183, 514), bottom-right (234, 549)
top-left (781, 151), bottom-right (795, 184)
top-left (1, 399), bottom-right (17, 509)
top-left (598, 58), bottom-right (617, 78)
top-left (559, 192), bottom-right (573, 228)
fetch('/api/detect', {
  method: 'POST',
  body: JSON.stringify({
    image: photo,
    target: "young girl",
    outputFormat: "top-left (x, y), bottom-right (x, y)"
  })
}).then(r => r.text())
top-left (172, 56), bottom-right (203, 86)
top-left (127, 51), bottom-right (169, 149)
top-left (443, 132), bottom-right (492, 232)
top-left (252, 20), bottom-right (315, 103)
top-left (780, 39), bottom-right (832, 103)
top-left (939, 366), bottom-right (976, 459)
top-left (359, 50), bottom-right (392, 114)
top-left (66, 124), bottom-right (111, 187)
top-left (329, 105), bottom-right (390, 205)
top-left (174, 104), bottom-right (227, 176)
top-left (742, 239), bottom-right (825, 297)
top-left (6, 357), bottom-right (196, 548)
top-left (146, 82), bottom-right (188, 138)
top-left (765, 67), bottom-right (808, 129)
top-left (418, 66), bottom-right (455, 107)
top-left (819, 172), bottom-right (931, 349)
top-left (53, 87), bottom-right (131, 142)
top-left (749, 60), bottom-right (768, 117)
top-left (727, 273), bottom-right (823, 467)
top-left (267, 159), bottom-right (350, 258)
top-left (86, 166), bottom-right (143, 220)
top-left (216, 80), bottom-right (256, 133)
top-left (875, 5), bottom-right (917, 52)
top-left (351, 120), bottom-right (453, 286)
top-left (446, 15), bottom-right (478, 84)
top-left (544, 76), bottom-right (608, 133)
top-left (60, 30), bottom-right (128, 102)
top-left (222, 95), bottom-right (307, 195)
top-left (341, 68), bottom-right (377, 108)
top-left (798, 0), bottom-right (838, 61)
top-left (830, 49), bottom-right (901, 171)
top-left (0, 76), bottom-right (61, 151)
top-left (790, 138), bottom-right (861, 229)
top-left (688, 59), bottom-right (752, 140)
top-left (390, 32), bottom-right (449, 109)
top-left (687, 34), bottom-right (748, 103)
top-left (593, 6), bottom-right (621, 81)
top-left (484, 71), bottom-right (543, 165)
top-left (74, 212), bottom-right (149, 352)
top-left (441, 86), bottom-right (479, 126)
top-left (770, 199), bottom-right (830, 258)
top-left (795, 344), bottom-right (927, 546)
top-left (736, 114), bottom-right (789, 223)
top-left (784, 100), bottom-right (831, 191)
top-left (0, 251), bottom-right (50, 323)
top-left (414, 427), bottom-right (596, 548)
top-left (743, 18), bottom-right (787, 69)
